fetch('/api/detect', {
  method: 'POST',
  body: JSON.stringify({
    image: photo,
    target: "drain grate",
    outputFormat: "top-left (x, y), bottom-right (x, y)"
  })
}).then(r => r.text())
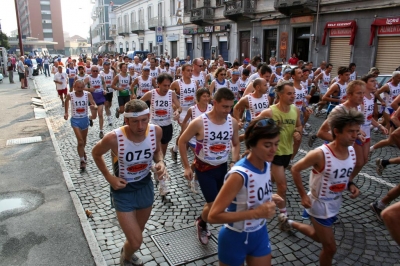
top-left (6, 136), bottom-right (42, 146)
top-left (151, 226), bottom-right (218, 266)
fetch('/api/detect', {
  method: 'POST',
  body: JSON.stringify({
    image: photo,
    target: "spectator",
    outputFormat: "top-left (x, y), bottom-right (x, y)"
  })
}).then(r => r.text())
top-left (288, 53), bottom-right (299, 65)
top-left (17, 56), bottom-right (26, 89)
top-left (7, 57), bottom-right (14, 83)
top-left (24, 56), bottom-right (33, 79)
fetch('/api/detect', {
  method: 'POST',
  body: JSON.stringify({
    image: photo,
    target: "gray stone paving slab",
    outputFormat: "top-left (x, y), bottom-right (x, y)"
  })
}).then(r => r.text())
top-left (35, 75), bottom-right (400, 265)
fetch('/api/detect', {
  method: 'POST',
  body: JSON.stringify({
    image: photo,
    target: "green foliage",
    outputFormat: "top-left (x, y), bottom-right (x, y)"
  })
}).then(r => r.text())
top-left (0, 32), bottom-right (10, 49)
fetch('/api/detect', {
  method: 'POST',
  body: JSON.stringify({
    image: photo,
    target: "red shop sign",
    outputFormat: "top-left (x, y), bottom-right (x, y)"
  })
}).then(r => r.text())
top-left (378, 25), bottom-right (400, 35)
top-left (330, 28), bottom-right (352, 37)
top-left (369, 17), bottom-right (400, 45)
top-left (322, 20), bottom-right (357, 45)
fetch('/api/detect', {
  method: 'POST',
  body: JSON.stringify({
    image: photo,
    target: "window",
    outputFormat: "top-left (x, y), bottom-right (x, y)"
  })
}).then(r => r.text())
top-left (43, 33), bottom-right (53, 38)
top-left (170, 0), bottom-right (175, 16)
top-left (158, 2), bottom-right (162, 18)
top-left (132, 41), bottom-right (136, 50)
top-left (216, 0), bottom-right (223, 6)
top-left (149, 42), bottom-right (153, 53)
top-left (41, 14), bottom-right (51, 20)
top-left (40, 5), bottom-right (50, 11)
top-left (130, 12), bottom-right (135, 23)
top-left (148, 6), bottom-right (152, 20)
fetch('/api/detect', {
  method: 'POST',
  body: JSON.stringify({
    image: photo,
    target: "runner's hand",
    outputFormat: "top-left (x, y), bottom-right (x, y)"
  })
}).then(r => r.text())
top-left (254, 201), bottom-right (276, 219)
top-left (293, 131), bottom-right (301, 141)
top-left (349, 184), bottom-right (360, 199)
top-left (238, 121), bottom-right (244, 129)
top-left (380, 126), bottom-right (388, 135)
top-left (183, 167), bottom-right (193, 181)
top-left (155, 161), bottom-right (166, 180)
top-left (64, 113), bottom-right (68, 120)
top-left (301, 195), bottom-right (312, 209)
top-left (110, 177), bottom-right (127, 190)
top-left (272, 194), bottom-right (284, 205)
top-left (173, 110), bottom-right (180, 120)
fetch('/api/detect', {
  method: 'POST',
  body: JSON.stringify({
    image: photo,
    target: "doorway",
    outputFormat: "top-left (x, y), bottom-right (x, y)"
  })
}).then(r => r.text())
top-left (263, 29), bottom-right (277, 63)
top-left (171, 41), bottom-right (177, 58)
top-left (203, 42), bottom-right (210, 60)
top-left (292, 27), bottom-right (310, 61)
top-left (239, 31), bottom-right (250, 62)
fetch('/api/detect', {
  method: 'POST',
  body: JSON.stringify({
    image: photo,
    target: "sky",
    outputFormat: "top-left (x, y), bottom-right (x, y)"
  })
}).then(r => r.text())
top-left (0, 0), bottom-right (94, 38)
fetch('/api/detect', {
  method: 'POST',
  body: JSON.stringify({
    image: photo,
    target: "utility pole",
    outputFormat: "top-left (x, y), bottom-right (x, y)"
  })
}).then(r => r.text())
top-left (14, 0), bottom-right (24, 55)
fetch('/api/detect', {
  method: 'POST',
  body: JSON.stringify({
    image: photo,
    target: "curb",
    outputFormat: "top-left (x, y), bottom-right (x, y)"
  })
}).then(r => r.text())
top-left (33, 80), bottom-right (107, 266)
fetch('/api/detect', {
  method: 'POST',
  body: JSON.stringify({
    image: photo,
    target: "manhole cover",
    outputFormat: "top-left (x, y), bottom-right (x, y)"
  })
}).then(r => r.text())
top-left (151, 226), bottom-right (218, 266)
top-left (6, 136), bottom-right (42, 146)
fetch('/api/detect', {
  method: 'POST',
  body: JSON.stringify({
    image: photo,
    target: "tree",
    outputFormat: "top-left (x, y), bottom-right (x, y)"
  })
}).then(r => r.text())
top-left (0, 32), bottom-right (10, 49)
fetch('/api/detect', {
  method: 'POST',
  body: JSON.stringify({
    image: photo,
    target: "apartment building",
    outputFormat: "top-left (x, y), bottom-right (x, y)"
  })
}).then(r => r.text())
top-left (108, 0), bottom-right (185, 58)
top-left (16, 0), bottom-right (64, 52)
top-left (185, 0), bottom-right (400, 74)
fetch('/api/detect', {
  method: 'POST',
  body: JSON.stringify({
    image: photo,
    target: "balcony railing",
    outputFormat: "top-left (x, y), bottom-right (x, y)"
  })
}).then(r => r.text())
top-left (190, 7), bottom-right (215, 25)
top-left (131, 20), bottom-right (145, 33)
top-left (109, 25), bottom-right (117, 37)
top-left (148, 17), bottom-right (159, 30)
top-left (224, 0), bottom-right (256, 20)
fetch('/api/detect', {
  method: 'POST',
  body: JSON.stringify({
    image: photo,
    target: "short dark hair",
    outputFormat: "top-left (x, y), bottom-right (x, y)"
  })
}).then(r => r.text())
top-left (291, 67), bottom-right (300, 76)
top-left (349, 62), bottom-right (356, 68)
top-left (338, 66), bottom-right (350, 76)
top-left (327, 63), bottom-right (333, 68)
top-left (260, 64), bottom-right (272, 75)
top-left (196, 88), bottom-right (211, 102)
top-left (123, 56), bottom-right (129, 60)
top-left (361, 74), bottom-right (376, 83)
top-left (213, 87), bottom-right (235, 102)
top-left (302, 67), bottom-right (310, 73)
top-left (244, 117), bottom-right (281, 149)
top-left (328, 107), bottom-right (364, 139)
top-left (242, 69), bottom-right (250, 76)
top-left (233, 62), bottom-right (240, 67)
top-left (157, 73), bottom-right (173, 84)
top-left (181, 64), bottom-right (192, 71)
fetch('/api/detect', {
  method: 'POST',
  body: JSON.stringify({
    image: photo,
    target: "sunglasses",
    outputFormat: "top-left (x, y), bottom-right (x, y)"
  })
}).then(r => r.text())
top-left (92, 70), bottom-right (99, 72)
top-left (197, 65), bottom-right (203, 67)
top-left (220, 73), bottom-right (226, 76)
top-left (254, 118), bottom-right (276, 129)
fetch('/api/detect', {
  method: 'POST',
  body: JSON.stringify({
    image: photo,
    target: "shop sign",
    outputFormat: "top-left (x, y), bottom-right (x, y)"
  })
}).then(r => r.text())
top-left (183, 25), bottom-right (227, 35)
top-left (167, 35), bottom-right (180, 41)
top-left (290, 16), bottom-right (313, 24)
top-left (322, 20), bottom-right (357, 45)
top-left (330, 28), bottom-right (352, 37)
top-left (378, 25), bottom-right (400, 35)
top-left (370, 17), bottom-right (400, 45)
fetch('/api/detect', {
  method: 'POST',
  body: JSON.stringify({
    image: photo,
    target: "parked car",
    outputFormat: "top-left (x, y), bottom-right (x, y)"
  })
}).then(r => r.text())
top-left (127, 51), bottom-right (150, 62)
top-left (376, 74), bottom-right (391, 88)
top-left (32, 59), bottom-right (39, 76)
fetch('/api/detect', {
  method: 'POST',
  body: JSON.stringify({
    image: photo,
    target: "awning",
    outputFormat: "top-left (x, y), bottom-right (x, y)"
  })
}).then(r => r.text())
top-left (322, 20), bottom-right (357, 45)
top-left (369, 17), bottom-right (400, 45)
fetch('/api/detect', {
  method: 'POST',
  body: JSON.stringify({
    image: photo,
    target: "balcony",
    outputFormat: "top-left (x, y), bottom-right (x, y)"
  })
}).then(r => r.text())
top-left (148, 17), bottom-right (159, 31)
top-left (274, 0), bottom-right (318, 16)
top-left (223, 0), bottom-right (256, 21)
top-left (109, 25), bottom-right (117, 37)
top-left (118, 26), bottom-right (129, 36)
top-left (131, 21), bottom-right (145, 34)
top-left (190, 7), bottom-right (215, 26)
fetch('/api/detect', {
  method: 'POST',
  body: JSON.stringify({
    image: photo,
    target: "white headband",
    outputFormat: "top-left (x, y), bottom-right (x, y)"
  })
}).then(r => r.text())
top-left (124, 109), bottom-right (150, 118)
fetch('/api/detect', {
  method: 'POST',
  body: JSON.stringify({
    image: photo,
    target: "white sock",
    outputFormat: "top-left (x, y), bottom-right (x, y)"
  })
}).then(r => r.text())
top-left (80, 157), bottom-right (85, 162)
top-left (370, 146), bottom-right (374, 152)
top-left (280, 208), bottom-right (287, 215)
top-left (288, 219), bottom-right (294, 228)
top-left (173, 145), bottom-right (178, 152)
top-left (377, 200), bottom-right (386, 209)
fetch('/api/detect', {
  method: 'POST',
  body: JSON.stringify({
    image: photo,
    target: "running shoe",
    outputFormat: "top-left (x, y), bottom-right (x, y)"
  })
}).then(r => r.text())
top-left (195, 218), bottom-right (209, 245)
top-left (108, 116), bottom-right (113, 126)
top-left (375, 158), bottom-right (385, 176)
top-left (159, 179), bottom-right (170, 196)
top-left (62, 102), bottom-right (65, 107)
top-left (99, 131), bottom-right (104, 139)
top-left (368, 149), bottom-right (374, 161)
top-left (308, 134), bottom-right (317, 148)
top-left (190, 180), bottom-right (200, 194)
top-left (115, 107), bottom-right (120, 118)
top-left (80, 160), bottom-right (86, 171)
top-left (89, 119), bottom-right (93, 127)
top-left (302, 128), bottom-right (309, 136)
top-left (120, 248), bottom-right (144, 266)
top-left (170, 147), bottom-right (178, 163)
top-left (305, 123), bottom-right (311, 129)
top-left (369, 201), bottom-right (383, 222)
top-left (278, 213), bottom-right (292, 232)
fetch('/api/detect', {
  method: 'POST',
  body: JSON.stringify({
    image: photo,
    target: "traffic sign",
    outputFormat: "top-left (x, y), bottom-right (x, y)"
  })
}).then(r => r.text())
top-left (157, 35), bottom-right (163, 43)
top-left (156, 26), bottom-right (163, 35)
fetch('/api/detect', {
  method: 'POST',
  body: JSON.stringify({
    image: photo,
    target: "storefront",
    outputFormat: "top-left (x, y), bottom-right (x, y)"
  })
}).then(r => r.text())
top-left (370, 17), bottom-right (400, 74)
top-left (322, 20), bottom-right (357, 71)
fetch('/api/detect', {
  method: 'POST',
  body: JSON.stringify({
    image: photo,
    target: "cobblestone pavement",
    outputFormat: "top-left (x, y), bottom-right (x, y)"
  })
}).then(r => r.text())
top-left (35, 75), bottom-right (400, 266)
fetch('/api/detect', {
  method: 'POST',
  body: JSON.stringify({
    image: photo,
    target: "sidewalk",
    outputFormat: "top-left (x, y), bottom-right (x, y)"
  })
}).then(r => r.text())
top-left (0, 77), bottom-right (96, 265)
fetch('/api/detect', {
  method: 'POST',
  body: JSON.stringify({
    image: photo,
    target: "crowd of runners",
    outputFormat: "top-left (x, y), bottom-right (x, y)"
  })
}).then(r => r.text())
top-left (56, 52), bottom-right (400, 266)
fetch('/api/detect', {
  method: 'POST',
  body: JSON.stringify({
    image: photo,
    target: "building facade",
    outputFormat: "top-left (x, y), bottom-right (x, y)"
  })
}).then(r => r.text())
top-left (106, 0), bottom-right (185, 58)
top-left (16, 0), bottom-right (64, 52)
top-left (184, 0), bottom-right (400, 74)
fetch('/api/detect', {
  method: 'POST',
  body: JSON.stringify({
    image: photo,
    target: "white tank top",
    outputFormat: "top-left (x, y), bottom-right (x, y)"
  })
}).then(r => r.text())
top-left (239, 78), bottom-right (248, 92)
top-left (349, 71), bottom-right (356, 81)
top-left (189, 104), bottom-right (213, 146)
top-left (150, 68), bottom-right (158, 78)
top-left (228, 79), bottom-right (240, 100)
top-left (214, 79), bottom-right (228, 93)
top-left (101, 69), bottom-right (114, 92)
top-left (192, 72), bottom-right (206, 88)
top-left (137, 76), bottom-right (153, 97)
top-left (385, 82), bottom-right (400, 106)
top-left (133, 63), bottom-right (142, 73)
top-left (70, 91), bottom-right (88, 119)
top-left (335, 82), bottom-right (347, 101)
top-left (130, 72), bottom-right (138, 82)
top-left (319, 71), bottom-right (331, 93)
top-left (294, 85), bottom-right (307, 110)
top-left (118, 74), bottom-right (131, 96)
top-left (169, 66), bottom-right (176, 76)
top-left (89, 76), bottom-right (103, 94)
top-left (307, 144), bottom-right (355, 219)
top-left (68, 68), bottom-right (77, 79)
top-left (195, 114), bottom-right (233, 166)
top-left (113, 125), bottom-right (156, 183)
top-left (273, 73), bottom-right (283, 83)
top-left (250, 65), bottom-right (257, 74)
top-left (85, 67), bottom-right (91, 75)
top-left (309, 70), bottom-right (314, 80)
top-left (76, 74), bottom-right (88, 81)
top-left (361, 94), bottom-right (375, 139)
top-left (158, 66), bottom-right (168, 74)
top-left (224, 160), bottom-right (272, 232)
top-left (247, 93), bottom-right (269, 119)
top-left (150, 90), bottom-right (173, 126)
top-left (178, 79), bottom-right (197, 111)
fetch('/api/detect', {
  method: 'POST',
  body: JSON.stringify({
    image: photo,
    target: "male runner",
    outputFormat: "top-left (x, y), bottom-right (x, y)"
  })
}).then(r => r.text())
top-left (112, 63), bottom-right (133, 118)
top-left (131, 66), bottom-right (157, 100)
top-left (92, 100), bottom-right (166, 266)
top-left (192, 58), bottom-right (206, 89)
top-left (314, 63), bottom-right (333, 115)
top-left (233, 78), bottom-right (269, 141)
top-left (100, 61), bottom-right (115, 126)
top-left (178, 88), bottom-right (240, 244)
top-left (269, 64), bottom-right (283, 104)
top-left (259, 81), bottom-right (302, 216)
top-left (53, 65), bottom-right (68, 107)
top-left (349, 62), bottom-right (357, 81)
top-left (139, 73), bottom-right (181, 195)
top-left (169, 64), bottom-right (199, 162)
top-left (149, 58), bottom-right (159, 79)
top-left (279, 107), bottom-right (363, 266)
top-left (85, 65), bottom-right (107, 139)
top-left (64, 79), bottom-right (97, 170)
top-left (132, 56), bottom-right (142, 76)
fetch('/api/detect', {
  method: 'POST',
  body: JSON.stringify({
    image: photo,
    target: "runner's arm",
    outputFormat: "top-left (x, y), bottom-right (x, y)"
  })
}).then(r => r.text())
top-left (231, 119), bottom-right (240, 163)
top-left (269, 74), bottom-right (277, 86)
top-left (375, 84), bottom-right (389, 104)
top-left (140, 91), bottom-right (151, 102)
top-left (153, 125), bottom-right (166, 180)
top-left (209, 80), bottom-right (216, 97)
top-left (322, 84), bottom-right (341, 103)
top-left (152, 77), bottom-right (158, 88)
top-left (316, 119), bottom-right (333, 142)
top-left (111, 75), bottom-right (120, 91)
top-left (171, 92), bottom-right (182, 113)
top-left (390, 94), bottom-right (400, 110)
top-left (64, 94), bottom-right (71, 119)
top-left (180, 108), bottom-right (193, 132)
top-left (242, 82), bottom-right (254, 97)
top-left (233, 97), bottom-right (248, 122)
top-left (178, 118), bottom-right (202, 169)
